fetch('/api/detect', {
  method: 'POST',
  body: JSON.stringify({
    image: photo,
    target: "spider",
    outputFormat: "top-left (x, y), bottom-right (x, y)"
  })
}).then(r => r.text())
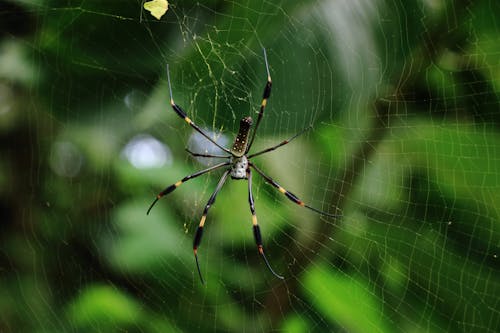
top-left (147, 49), bottom-right (338, 284)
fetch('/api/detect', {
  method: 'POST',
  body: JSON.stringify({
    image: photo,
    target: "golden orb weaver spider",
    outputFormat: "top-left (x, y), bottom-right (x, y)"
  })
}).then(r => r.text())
top-left (147, 48), bottom-right (339, 284)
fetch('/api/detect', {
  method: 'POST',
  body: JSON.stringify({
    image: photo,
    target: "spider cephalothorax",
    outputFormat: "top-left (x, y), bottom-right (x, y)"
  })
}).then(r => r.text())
top-left (147, 48), bottom-right (339, 284)
top-left (230, 155), bottom-right (248, 180)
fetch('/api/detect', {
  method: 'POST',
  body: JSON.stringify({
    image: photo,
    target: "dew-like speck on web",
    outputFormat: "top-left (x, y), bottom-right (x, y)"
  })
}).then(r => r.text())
top-left (122, 134), bottom-right (172, 169)
top-left (187, 129), bottom-right (229, 166)
top-left (49, 141), bottom-right (84, 178)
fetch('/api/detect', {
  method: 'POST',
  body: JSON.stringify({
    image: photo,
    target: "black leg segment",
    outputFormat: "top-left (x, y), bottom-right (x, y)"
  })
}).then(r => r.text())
top-left (247, 169), bottom-right (284, 280)
top-left (247, 48), bottom-right (273, 153)
top-left (250, 162), bottom-right (341, 218)
top-left (166, 64), bottom-right (231, 154)
top-left (147, 161), bottom-right (230, 215)
top-left (192, 169), bottom-right (230, 284)
top-left (248, 126), bottom-right (312, 159)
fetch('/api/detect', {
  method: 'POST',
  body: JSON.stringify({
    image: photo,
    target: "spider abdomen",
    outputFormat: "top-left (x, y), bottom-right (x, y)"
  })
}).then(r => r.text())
top-left (230, 155), bottom-right (248, 179)
top-left (231, 117), bottom-right (253, 157)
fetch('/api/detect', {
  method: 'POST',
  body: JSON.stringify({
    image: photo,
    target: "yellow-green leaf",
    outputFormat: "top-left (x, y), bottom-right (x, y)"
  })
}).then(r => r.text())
top-left (143, 0), bottom-right (169, 20)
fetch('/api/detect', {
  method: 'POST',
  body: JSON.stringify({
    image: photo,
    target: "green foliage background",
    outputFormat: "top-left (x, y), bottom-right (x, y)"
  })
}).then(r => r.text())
top-left (1, 0), bottom-right (499, 332)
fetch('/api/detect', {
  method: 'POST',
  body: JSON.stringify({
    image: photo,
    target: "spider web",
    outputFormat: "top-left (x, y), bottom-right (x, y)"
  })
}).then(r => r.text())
top-left (1, 0), bottom-right (500, 332)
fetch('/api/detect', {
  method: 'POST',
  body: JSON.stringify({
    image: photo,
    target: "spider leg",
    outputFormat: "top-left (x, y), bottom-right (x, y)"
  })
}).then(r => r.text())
top-left (193, 169), bottom-right (231, 284)
top-left (247, 125), bottom-right (312, 158)
top-left (246, 48), bottom-right (272, 153)
top-left (166, 64), bottom-right (231, 154)
top-left (147, 161), bottom-right (230, 215)
top-left (185, 148), bottom-right (230, 159)
top-left (247, 169), bottom-right (284, 280)
top-left (249, 162), bottom-right (341, 218)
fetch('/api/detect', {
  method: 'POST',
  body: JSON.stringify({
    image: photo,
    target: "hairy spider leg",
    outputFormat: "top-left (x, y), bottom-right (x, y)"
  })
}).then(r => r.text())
top-left (193, 169), bottom-right (231, 284)
top-left (147, 161), bottom-right (230, 215)
top-left (249, 163), bottom-right (341, 218)
top-left (248, 125), bottom-right (312, 159)
top-left (246, 48), bottom-right (272, 153)
top-left (247, 169), bottom-right (284, 280)
top-left (166, 64), bottom-right (231, 154)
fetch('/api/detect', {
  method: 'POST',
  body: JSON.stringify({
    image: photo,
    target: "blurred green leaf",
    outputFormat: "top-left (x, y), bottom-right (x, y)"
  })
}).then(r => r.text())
top-left (303, 264), bottom-right (392, 333)
top-left (280, 314), bottom-right (310, 333)
top-left (106, 200), bottom-right (187, 272)
top-left (66, 284), bottom-right (142, 329)
top-left (403, 123), bottom-right (500, 235)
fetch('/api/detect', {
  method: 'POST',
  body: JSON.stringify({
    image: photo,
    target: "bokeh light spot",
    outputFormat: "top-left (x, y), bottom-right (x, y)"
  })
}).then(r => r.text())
top-left (122, 134), bottom-right (172, 169)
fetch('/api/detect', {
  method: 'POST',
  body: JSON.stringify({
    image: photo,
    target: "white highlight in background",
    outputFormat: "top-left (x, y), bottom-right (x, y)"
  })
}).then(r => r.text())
top-left (122, 134), bottom-right (172, 169)
top-left (50, 141), bottom-right (84, 178)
